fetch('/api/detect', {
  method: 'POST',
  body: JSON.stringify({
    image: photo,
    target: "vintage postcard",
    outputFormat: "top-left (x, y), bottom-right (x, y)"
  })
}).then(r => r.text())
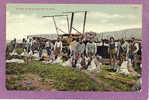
top-left (0, 0), bottom-right (149, 100)
top-left (6, 4), bottom-right (142, 91)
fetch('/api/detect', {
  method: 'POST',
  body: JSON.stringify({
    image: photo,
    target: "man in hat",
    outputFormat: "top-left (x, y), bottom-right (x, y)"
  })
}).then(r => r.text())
top-left (129, 37), bottom-right (139, 69)
top-left (76, 39), bottom-right (85, 57)
top-left (45, 40), bottom-right (51, 56)
top-left (118, 37), bottom-right (129, 65)
top-left (54, 37), bottom-right (63, 58)
top-left (39, 39), bottom-right (45, 59)
top-left (69, 39), bottom-right (78, 56)
top-left (26, 36), bottom-right (33, 54)
top-left (108, 37), bottom-right (117, 69)
top-left (86, 39), bottom-right (97, 58)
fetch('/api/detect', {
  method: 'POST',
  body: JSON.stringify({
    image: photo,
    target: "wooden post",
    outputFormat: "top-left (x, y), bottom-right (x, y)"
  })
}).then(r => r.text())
top-left (52, 16), bottom-right (59, 35)
top-left (69, 12), bottom-right (74, 34)
top-left (66, 16), bottom-right (69, 34)
top-left (83, 11), bottom-right (87, 34)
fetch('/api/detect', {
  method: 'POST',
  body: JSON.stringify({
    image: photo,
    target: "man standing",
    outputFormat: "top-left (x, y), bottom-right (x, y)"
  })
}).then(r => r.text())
top-left (26, 36), bottom-right (33, 54)
top-left (118, 37), bottom-right (129, 65)
top-left (86, 39), bottom-right (97, 57)
top-left (129, 38), bottom-right (139, 69)
top-left (76, 39), bottom-right (85, 57)
top-left (31, 38), bottom-right (36, 55)
top-left (50, 41), bottom-right (54, 53)
top-left (45, 40), bottom-right (50, 56)
top-left (54, 38), bottom-right (63, 57)
top-left (69, 39), bottom-right (78, 56)
top-left (108, 37), bottom-right (117, 68)
top-left (39, 39), bottom-right (45, 58)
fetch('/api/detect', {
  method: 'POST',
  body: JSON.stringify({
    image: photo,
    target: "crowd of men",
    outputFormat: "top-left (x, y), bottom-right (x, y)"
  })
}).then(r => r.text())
top-left (8, 35), bottom-right (141, 91)
top-left (10, 35), bottom-right (141, 72)
top-left (109, 37), bottom-right (140, 71)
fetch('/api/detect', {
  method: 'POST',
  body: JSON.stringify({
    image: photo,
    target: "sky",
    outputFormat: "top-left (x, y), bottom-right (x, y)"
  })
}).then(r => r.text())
top-left (6, 4), bottom-right (142, 40)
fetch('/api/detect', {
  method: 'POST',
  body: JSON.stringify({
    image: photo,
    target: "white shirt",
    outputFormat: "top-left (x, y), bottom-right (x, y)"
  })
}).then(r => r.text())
top-left (54, 41), bottom-right (63, 51)
top-left (45, 41), bottom-right (50, 48)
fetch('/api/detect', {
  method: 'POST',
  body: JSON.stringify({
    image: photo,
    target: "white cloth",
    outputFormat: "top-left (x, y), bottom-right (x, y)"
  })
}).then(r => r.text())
top-left (32, 52), bottom-right (39, 58)
top-left (6, 59), bottom-right (24, 63)
top-left (76, 57), bottom-right (82, 70)
top-left (20, 52), bottom-right (25, 56)
top-left (117, 61), bottom-right (129, 75)
top-left (27, 50), bottom-right (33, 57)
top-left (52, 56), bottom-right (63, 64)
top-left (9, 50), bottom-right (18, 56)
top-left (62, 58), bottom-right (72, 67)
top-left (85, 57), bottom-right (90, 65)
top-left (42, 61), bottom-right (51, 64)
top-left (87, 58), bottom-right (97, 71)
top-left (32, 52), bottom-right (40, 60)
top-left (41, 49), bottom-right (48, 57)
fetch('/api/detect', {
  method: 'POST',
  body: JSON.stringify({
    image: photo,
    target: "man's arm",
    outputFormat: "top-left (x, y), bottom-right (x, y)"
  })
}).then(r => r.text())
top-left (94, 43), bottom-right (97, 54)
top-left (126, 43), bottom-right (129, 57)
top-left (86, 43), bottom-right (88, 55)
top-left (54, 42), bottom-right (56, 51)
top-left (60, 42), bottom-right (63, 52)
top-left (133, 43), bottom-right (139, 54)
top-left (117, 42), bottom-right (121, 57)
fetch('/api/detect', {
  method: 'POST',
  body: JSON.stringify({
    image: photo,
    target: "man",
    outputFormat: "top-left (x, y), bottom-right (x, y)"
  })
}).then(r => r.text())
top-left (31, 38), bottom-right (36, 55)
top-left (69, 39), bottom-right (78, 56)
top-left (26, 37), bottom-right (33, 53)
top-left (86, 39), bottom-right (97, 57)
top-left (50, 41), bottom-right (54, 53)
top-left (54, 38), bottom-right (63, 57)
top-left (129, 38), bottom-right (139, 69)
top-left (108, 37), bottom-right (117, 68)
top-left (118, 37), bottom-right (129, 65)
top-left (10, 38), bottom-right (17, 53)
top-left (76, 39), bottom-right (85, 57)
top-left (45, 40), bottom-right (50, 56)
top-left (22, 38), bottom-right (28, 53)
top-left (39, 40), bottom-right (45, 58)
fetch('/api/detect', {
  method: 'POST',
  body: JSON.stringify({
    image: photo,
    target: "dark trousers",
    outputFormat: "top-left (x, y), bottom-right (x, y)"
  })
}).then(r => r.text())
top-left (46, 47), bottom-right (51, 56)
top-left (31, 46), bottom-right (35, 54)
top-left (39, 48), bottom-right (43, 57)
top-left (109, 49), bottom-right (116, 65)
top-left (129, 53), bottom-right (137, 69)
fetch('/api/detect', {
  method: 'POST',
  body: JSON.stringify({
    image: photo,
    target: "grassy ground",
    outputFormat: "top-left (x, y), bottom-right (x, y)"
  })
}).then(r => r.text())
top-left (6, 60), bottom-right (140, 91)
top-left (6, 61), bottom-right (104, 91)
top-left (93, 65), bottom-right (139, 91)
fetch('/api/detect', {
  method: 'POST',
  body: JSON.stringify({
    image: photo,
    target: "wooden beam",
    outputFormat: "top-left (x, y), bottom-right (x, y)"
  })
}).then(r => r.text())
top-left (83, 11), bottom-right (87, 34)
top-left (72, 27), bottom-right (82, 34)
top-left (66, 16), bottom-right (70, 34)
top-left (69, 12), bottom-right (74, 34)
top-left (52, 16), bottom-right (59, 35)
